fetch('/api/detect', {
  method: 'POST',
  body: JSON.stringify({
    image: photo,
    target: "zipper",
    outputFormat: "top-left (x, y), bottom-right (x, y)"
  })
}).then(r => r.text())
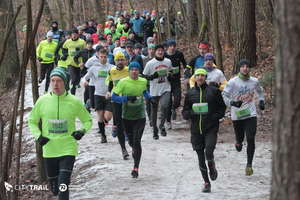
top-left (57, 95), bottom-right (59, 119)
top-left (199, 86), bottom-right (202, 134)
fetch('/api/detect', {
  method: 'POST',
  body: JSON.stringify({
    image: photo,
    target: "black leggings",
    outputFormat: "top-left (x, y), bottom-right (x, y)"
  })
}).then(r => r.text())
top-left (112, 102), bottom-right (126, 150)
top-left (88, 85), bottom-right (95, 109)
top-left (40, 63), bottom-right (54, 92)
top-left (44, 155), bottom-right (75, 200)
top-left (167, 81), bottom-right (181, 122)
top-left (233, 117), bottom-right (257, 166)
top-left (123, 118), bottom-right (146, 168)
top-left (68, 66), bottom-right (81, 95)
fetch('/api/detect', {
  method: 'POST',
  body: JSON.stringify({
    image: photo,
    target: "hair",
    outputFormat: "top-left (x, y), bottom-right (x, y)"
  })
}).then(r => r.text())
top-left (99, 48), bottom-right (108, 55)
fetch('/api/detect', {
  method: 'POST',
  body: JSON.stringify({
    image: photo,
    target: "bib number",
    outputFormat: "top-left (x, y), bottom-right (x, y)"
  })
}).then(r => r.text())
top-left (236, 108), bottom-right (251, 119)
top-left (192, 103), bottom-right (208, 114)
top-left (48, 120), bottom-right (68, 134)
top-left (45, 52), bottom-right (54, 58)
top-left (98, 70), bottom-right (108, 77)
top-left (172, 67), bottom-right (179, 74)
top-left (157, 68), bottom-right (168, 77)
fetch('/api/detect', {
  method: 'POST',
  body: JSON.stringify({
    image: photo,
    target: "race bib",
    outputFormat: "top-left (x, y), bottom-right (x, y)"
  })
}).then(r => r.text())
top-left (70, 50), bottom-right (77, 56)
top-left (156, 68), bottom-right (168, 77)
top-left (172, 67), bottom-right (180, 74)
top-left (192, 103), bottom-right (208, 114)
top-left (158, 76), bottom-right (166, 83)
top-left (48, 119), bottom-right (68, 134)
top-left (98, 70), bottom-right (108, 77)
top-left (45, 52), bottom-right (54, 58)
top-left (127, 96), bottom-right (143, 107)
top-left (236, 108), bottom-right (251, 119)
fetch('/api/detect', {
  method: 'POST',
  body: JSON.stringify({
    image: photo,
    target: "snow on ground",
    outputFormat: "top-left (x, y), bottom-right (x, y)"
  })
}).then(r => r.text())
top-left (21, 72), bottom-right (271, 200)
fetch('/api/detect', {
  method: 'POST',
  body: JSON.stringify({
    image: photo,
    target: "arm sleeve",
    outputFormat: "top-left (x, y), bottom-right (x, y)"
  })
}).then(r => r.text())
top-left (211, 89), bottom-right (227, 121)
top-left (36, 42), bottom-right (42, 58)
top-left (108, 81), bottom-right (114, 92)
top-left (28, 99), bottom-right (42, 140)
top-left (84, 68), bottom-right (94, 81)
top-left (222, 80), bottom-right (234, 107)
top-left (143, 90), bottom-right (151, 99)
top-left (182, 92), bottom-right (192, 120)
top-left (76, 100), bottom-right (92, 132)
top-left (112, 92), bottom-right (128, 104)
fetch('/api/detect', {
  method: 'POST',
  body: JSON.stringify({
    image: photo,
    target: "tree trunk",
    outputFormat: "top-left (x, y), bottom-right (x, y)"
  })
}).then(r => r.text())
top-left (232, 0), bottom-right (256, 74)
top-left (55, 0), bottom-right (66, 29)
top-left (271, 0), bottom-right (300, 199)
top-left (210, 0), bottom-right (223, 70)
top-left (166, 0), bottom-right (171, 39)
top-left (92, 0), bottom-right (105, 26)
top-left (127, 0), bottom-right (134, 11)
top-left (220, 0), bottom-right (233, 49)
top-left (187, 0), bottom-right (198, 38)
top-left (43, 0), bottom-right (53, 24)
top-left (199, 0), bottom-right (209, 41)
top-left (64, 0), bottom-right (74, 29)
top-left (0, 0), bottom-right (20, 92)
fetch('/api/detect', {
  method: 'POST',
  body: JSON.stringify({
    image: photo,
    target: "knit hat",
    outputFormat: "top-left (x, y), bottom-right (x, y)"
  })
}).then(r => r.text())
top-left (50, 67), bottom-right (69, 88)
top-left (134, 43), bottom-right (143, 49)
top-left (46, 31), bottom-right (54, 38)
top-left (166, 39), bottom-right (176, 47)
top-left (71, 28), bottom-right (78, 34)
top-left (120, 36), bottom-right (127, 41)
top-left (238, 59), bottom-right (251, 68)
top-left (114, 51), bottom-right (126, 61)
top-left (204, 53), bottom-right (214, 61)
top-left (128, 61), bottom-right (142, 71)
top-left (194, 68), bottom-right (208, 76)
top-left (198, 42), bottom-right (209, 49)
top-left (148, 44), bottom-right (156, 49)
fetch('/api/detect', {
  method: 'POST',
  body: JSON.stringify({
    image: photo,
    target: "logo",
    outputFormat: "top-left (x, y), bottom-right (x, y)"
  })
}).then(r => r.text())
top-left (59, 184), bottom-right (68, 192)
top-left (4, 182), bottom-right (13, 192)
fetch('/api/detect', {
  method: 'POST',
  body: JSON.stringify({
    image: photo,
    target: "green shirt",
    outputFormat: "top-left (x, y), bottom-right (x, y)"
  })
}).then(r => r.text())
top-left (113, 76), bottom-right (147, 120)
top-left (36, 40), bottom-right (58, 64)
top-left (28, 92), bottom-right (92, 158)
top-left (63, 38), bottom-right (86, 67)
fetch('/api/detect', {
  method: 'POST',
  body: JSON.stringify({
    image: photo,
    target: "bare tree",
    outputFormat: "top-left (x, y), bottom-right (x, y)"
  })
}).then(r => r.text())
top-left (271, 0), bottom-right (300, 200)
top-left (0, 0), bottom-right (20, 92)
top-left (232, 0), bottom-right (256, 74)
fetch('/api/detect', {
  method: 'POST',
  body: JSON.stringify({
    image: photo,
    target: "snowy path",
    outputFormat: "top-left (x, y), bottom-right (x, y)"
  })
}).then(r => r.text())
top-left (22, 74), bottom-right (271, 200)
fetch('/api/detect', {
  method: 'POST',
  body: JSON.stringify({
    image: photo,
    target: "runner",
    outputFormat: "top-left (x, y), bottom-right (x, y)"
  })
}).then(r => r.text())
top-left (47, 21), bottom-right (64, 43)
top-left (182, 68), bottom-right (226, 193)
top-left (164, 39), bottom-right (186, 128)
top-left (28, 67), bottom-right (92, 200)
top-left (83, 47), bottom-right (113, 143)
top-left (222, 59), bottom-right (265, 176)
top-left (62, 28), bottom-right (86, 95)
top-left (189, 53), bottom-right (227, 90)
top-left (112, 61), bottom-right (151, 178)
top-left (36, 31), bottom-right (58, 93)
top-left (143, 44), bottom-right (172, 139)
top-left (107, 51), bottom-right (130, 160)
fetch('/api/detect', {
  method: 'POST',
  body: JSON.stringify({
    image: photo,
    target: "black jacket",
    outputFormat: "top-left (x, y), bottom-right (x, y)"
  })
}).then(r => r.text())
top-left (143, 18), bottom-right (154, 37)
top-left (165, 50), bottom-right (186, 82)
top-left (182, 83), bottom-right (226, 134)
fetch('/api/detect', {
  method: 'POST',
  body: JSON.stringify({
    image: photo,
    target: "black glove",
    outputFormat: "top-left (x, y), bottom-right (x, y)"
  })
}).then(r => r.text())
top-left (127, 96), bottom-right (137, 102)
top-left (184, 68), bottom-right (192, 79)
top-left (38, 57), bottom-right (43, 62)
top-left (61, 55), bottom-right (68, 61)
top-left (150, 97), bottom-right (157, 105)
top-left (209, 82), bottom-right (220, 88)
top-left (259, 100), bottom-right (265, 110)
top-left (230, 100), bottom-right (243, 108)
top-left (72, 130), bottom-right (85, 140)
top-left (37, 136), bottom-right (49, 146)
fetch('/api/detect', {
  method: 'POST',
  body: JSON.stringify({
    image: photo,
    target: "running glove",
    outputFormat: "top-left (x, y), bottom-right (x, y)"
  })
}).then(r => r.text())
top-left (37, 136), bottom-right (49, 146)
top-left (259, 100), bottom-right (265, 110)
top-left (37, 57), bottom-right (43, 62)
top-left (127, 96), bottom-right (137, 102)
top-left (230, 100), bottom-right (243, 108)
top-left (143, 72), bottom-right (159, 80)
top-left (72, 130), bottom-right (85, 140)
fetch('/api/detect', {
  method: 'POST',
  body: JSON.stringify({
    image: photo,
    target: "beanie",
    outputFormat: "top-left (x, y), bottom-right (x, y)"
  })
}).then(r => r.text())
top-left (50, 67), bottom-right (69, 89)
top-left (204, 53), bottom-right (214, 61)
top-left (238, 59), bottom-right (251, 68)
top-left (128, 61), bottom-right (142, 71)
top-left (114, 51), bottom-right (126, 61)
top-left (194, 68), bottom-right (208, 76)
top-left (166, 39), bottom-right (176, 47)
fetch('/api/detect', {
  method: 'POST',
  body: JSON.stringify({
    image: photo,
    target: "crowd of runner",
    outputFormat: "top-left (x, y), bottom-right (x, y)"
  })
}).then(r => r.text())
top-left (30, 9), bottom-right (266, 199)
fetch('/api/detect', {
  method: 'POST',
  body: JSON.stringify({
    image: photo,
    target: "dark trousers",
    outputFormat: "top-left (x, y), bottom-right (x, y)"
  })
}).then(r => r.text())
top-left (151, 92), bottom-right (170, 130)
top-left (40, 63), bottom-right (54, 92)
top-left (233, 117), bottom-right (257, 166)
top-left (167, 81), bottom-right (181, 122)
top-left (192, 126), bottom-right (218, 183)
top-left (123, 118), bottom-right (146, 168)
top-left (68, 66), bottom-right (81, 95)
top-left (112, 102), bottom-right (126, 150)
top-left (44, 155), bottom-right (75, 200)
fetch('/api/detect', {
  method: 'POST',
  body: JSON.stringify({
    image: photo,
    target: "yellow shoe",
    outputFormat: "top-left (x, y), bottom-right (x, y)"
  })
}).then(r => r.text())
top-left (245, 166), bottom-right (253, 176)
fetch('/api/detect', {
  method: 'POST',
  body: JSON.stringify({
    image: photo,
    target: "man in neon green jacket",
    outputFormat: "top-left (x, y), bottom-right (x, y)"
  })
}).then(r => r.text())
top-left (36, 31), bottom-right (58, 92)
top-left (28, 67), bottom-right (92, 200)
